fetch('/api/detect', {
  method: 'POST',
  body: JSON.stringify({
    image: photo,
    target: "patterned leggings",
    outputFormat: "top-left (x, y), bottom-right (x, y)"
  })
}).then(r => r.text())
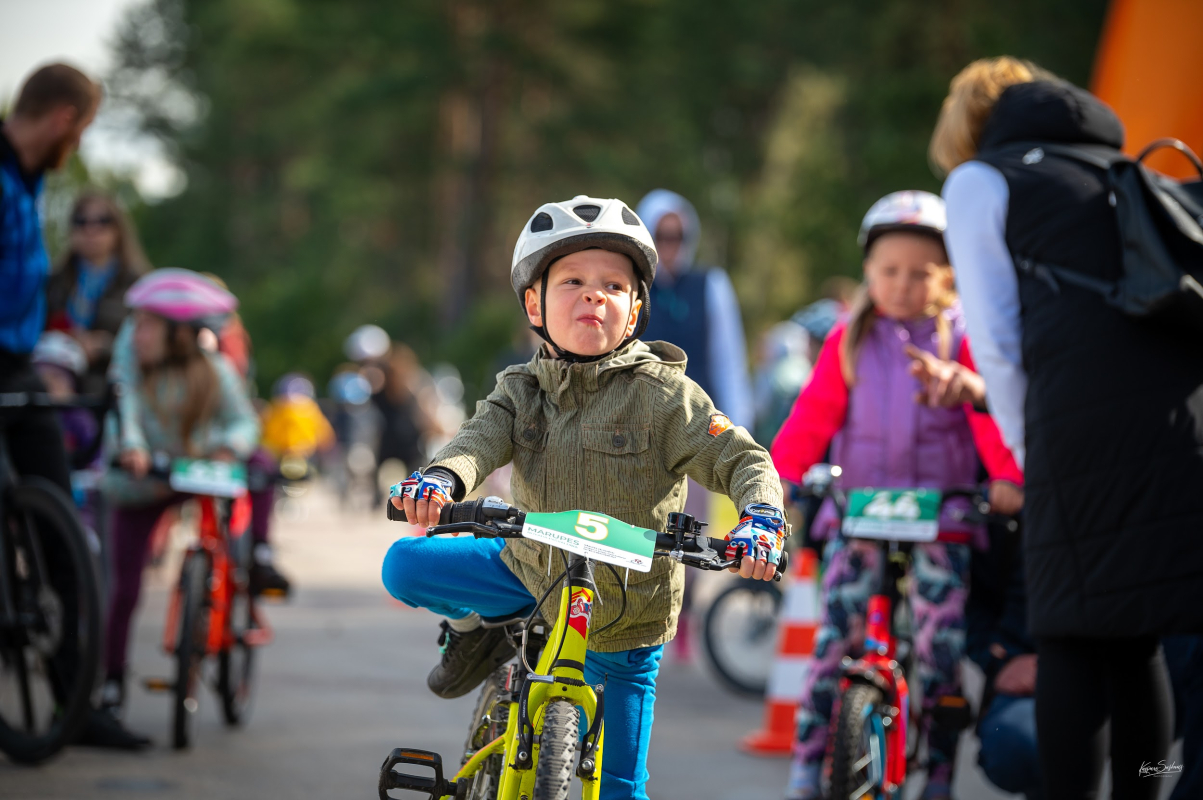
top-left (792, 537), bottom-right (970, 768)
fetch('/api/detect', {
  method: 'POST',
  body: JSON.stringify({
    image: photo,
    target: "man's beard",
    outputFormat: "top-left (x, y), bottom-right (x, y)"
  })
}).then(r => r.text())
top-left (39, 135), bottom-right (75, 173)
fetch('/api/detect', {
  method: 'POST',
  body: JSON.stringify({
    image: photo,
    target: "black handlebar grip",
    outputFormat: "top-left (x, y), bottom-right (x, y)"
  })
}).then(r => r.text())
top-left (439, 500), bottom-right (480, 526)
top-left (386, 499), bottom-right (405, 521)
top-left (777, 549), bottom-right (789, 576)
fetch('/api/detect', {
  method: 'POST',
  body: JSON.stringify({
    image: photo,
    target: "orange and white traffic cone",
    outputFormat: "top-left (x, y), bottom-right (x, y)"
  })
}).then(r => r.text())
top-left (741, 547), bottom-right (820, 756)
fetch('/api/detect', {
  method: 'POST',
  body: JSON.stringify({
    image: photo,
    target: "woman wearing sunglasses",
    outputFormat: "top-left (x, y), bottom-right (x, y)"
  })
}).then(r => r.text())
top-left (46, 190), bottom-right (151, 393)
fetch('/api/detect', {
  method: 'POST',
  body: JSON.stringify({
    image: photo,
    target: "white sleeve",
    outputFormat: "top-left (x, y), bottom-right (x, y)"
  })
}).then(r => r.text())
top-left (704, 269), bottom-right (754, 429)
top-left (943, 161), bottom-right (1028, 468)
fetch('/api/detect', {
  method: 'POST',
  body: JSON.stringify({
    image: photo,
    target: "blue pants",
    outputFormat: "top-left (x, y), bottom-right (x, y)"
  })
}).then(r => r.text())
top-left (383, 535), bottom-right (663, 800)
top-left (977, 693), bottom-right (1043, 800)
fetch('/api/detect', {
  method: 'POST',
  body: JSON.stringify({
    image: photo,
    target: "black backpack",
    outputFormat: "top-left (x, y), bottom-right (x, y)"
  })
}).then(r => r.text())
top-left (1011, 138), bottom-right (1203, 334)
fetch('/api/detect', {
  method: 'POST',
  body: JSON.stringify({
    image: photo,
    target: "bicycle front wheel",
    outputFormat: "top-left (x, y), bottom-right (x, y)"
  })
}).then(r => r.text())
top-left (827, 682), bottom-right (888, 800)
top-left (533, 699), bottom-right (579, 800)
top-left (459, 666), bottom-right (509, 800)
top-left (0, 479), bottom-right (100, 764)
top-left (172, 553), bottom-right (209, 750)
top-left (702, 579), bottom-right (782, 696)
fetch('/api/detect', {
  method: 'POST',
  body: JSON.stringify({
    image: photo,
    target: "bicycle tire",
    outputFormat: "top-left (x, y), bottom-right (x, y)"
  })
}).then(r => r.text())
top-left (827, 682), bottom-right (887, 800)
top-left (533, 699), bottom-right (578, 800)
top-left (459, 666), bottom-right (509, 800)
top-left (701, 579), bottom-right (782, 696)
top-left (172, 553), bottom-right (209, 750)
top-left (0, 479), bottom-right (100, 764)
top-left (218, 534), bottom-right (257, 726)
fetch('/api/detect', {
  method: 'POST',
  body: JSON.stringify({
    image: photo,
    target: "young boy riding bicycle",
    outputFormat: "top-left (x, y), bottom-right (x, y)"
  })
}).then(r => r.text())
top-left (383, 196), bottom-right (786, 800)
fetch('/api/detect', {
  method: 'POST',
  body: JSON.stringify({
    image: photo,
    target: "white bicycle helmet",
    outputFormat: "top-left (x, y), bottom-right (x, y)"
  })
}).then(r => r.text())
top-left (32, 331), bottom-right (87, 376)
top-left (344, 324), bottom-right (391, 362)
top-left (511, 195), bottom-right (658, 361)
top-left (857, 190), bottom-right (947, 251)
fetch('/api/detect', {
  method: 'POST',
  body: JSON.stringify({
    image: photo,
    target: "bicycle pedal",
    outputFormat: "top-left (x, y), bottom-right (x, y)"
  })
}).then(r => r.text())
top-left (142, 677), bottom-right (173, 693)
top-left (378, 748), bottom-right (464, 800)
top-left (930, 694), bottom-right (974, 731)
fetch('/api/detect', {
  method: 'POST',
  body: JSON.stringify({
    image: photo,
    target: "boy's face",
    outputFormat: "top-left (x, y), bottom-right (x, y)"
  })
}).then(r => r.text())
top-left (524, 249), bottom-right (643, 358)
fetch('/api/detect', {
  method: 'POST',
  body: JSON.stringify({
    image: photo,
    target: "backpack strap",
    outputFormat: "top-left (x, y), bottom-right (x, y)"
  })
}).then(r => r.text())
top-left (1013, 255), bottom-right (1122, 302)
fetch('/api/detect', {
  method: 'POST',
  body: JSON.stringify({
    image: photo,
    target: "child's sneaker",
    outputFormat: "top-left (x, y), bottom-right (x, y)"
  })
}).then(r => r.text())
top-left (426, 620), bottom-right (516, 698)
top-left (784, 759), bottom-right (822, 800)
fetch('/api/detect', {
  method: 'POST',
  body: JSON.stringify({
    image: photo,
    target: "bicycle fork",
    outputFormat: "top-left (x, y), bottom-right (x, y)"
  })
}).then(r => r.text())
top-left (838, 593), bottom-right (909, 797)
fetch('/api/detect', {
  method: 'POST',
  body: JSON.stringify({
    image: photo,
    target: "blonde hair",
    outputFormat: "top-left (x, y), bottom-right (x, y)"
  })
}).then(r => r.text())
top-left (839, 243), bottom-right (956, 386)
top-left (929, 57), bottom-right (1055, 175)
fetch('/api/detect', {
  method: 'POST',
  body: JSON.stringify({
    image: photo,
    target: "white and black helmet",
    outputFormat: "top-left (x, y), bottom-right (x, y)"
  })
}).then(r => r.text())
top-left (858, 190), bottom-right (947, 252)
top-left (511, 196), bottom-right (658, 361)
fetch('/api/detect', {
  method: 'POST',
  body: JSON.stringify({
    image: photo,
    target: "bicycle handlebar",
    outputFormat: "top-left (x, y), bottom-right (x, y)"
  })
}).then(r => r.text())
top-left (386, 497), bottom-right (788, 579)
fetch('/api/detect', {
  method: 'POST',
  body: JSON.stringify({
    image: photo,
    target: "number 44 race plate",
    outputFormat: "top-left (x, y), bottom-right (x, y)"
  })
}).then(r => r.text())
top-left (521, 511), bottom-right (657, 572)
top-left (842, 488), bottom-right (941, 542)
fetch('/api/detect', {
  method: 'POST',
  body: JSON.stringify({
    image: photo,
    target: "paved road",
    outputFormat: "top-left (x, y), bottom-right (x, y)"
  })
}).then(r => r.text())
top-left (0, 487), bottom-right (1178, 799)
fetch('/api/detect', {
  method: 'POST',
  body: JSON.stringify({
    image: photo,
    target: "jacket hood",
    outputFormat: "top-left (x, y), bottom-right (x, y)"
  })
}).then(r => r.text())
top-left (529, 338), bottom-right (686, 397)
top-left (978, 80), bottom-right (1125, 152)
top-left (635, 189), bottom-right (701, 276)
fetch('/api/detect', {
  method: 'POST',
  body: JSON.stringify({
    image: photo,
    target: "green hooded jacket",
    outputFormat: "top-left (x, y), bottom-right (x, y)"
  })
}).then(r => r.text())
top-left (428, 339), bottom-right (784, 652)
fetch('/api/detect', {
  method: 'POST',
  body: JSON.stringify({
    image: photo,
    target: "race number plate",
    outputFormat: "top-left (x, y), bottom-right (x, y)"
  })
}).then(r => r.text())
top-left (842, 488), bottom-right (941, 542)
top-left (521, 511), bottom-right (656, 572)
top-left (170, 459), bottom-right (248, 498)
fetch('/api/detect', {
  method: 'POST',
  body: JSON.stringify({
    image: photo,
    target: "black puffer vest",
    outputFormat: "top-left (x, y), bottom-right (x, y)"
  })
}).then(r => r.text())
top-left (975, 81), bottom-right (1203, 639)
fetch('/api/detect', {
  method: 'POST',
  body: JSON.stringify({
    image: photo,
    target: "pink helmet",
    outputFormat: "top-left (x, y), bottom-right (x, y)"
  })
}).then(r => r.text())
top-left (125, 268), bottom-right (238, 324)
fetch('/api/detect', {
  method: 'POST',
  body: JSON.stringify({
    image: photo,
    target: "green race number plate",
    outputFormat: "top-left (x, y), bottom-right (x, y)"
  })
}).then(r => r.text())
top-left (842, 488), bottom-right (941, 542)
top-left (170, 459), bottom-right (248, 498)
top-left (521, 511), bottom-right (657, 572)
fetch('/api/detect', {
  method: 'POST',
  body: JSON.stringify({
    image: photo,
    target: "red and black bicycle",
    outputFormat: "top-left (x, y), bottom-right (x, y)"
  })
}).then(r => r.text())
top-left (796, 464), bottom-right (1013, 800)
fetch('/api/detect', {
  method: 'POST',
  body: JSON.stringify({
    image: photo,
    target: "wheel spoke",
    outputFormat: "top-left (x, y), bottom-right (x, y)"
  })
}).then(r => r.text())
top-left (852, 752), bottom-right (873, 772)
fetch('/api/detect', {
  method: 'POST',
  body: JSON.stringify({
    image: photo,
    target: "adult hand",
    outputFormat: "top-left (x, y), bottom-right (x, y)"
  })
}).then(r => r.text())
top-left (120, 448), bottom-right (151, 478)
top-left (904, 344), bottom-right (986, 408)
top-left (994, 653), bottom-right (1037, 695)
top-left (989, 480), bottom-right (1025, 515)
top-left (389, 470), bottom-right (455, 529)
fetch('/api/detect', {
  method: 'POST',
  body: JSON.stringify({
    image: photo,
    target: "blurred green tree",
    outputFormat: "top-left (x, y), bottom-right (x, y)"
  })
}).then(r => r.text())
top-left (107, 0), bottom-right (1106, 400)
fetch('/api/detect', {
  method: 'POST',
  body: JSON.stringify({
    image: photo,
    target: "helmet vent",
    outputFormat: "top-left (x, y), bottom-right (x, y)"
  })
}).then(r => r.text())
top-left (621, 207), bottom-right (641, 226)
top-left (530, 212), bottom-right (554, 232)
top-left (573, 205), bottom-right (601, 222)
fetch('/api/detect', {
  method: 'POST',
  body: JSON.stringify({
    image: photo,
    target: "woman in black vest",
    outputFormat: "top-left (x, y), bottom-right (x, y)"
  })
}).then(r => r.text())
top-left (931, 57), bottom-right (1203, 799)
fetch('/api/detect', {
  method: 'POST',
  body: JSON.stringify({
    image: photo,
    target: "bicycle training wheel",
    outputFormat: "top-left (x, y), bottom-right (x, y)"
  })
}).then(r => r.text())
top-left (533, 699), bottom-right (579, 800)
top-left (0, 480), bottom-right (101, 764)
top-left (459, 666), bottom-right (510, 800)
top-left (701, 579), bottom-right (782, 696)
top-left (827, 682), bottom-right (888, 800)
top-left (172, 553), bottom-right (209, 749)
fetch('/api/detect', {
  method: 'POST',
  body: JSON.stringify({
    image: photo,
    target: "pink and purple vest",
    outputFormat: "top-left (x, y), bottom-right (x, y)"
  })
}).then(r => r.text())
top-left (813, 309), bottom-right (985, 549)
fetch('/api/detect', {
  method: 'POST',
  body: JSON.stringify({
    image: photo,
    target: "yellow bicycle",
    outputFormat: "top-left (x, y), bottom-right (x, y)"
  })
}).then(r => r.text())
top-left (377, 496), bottom-right (787, 800)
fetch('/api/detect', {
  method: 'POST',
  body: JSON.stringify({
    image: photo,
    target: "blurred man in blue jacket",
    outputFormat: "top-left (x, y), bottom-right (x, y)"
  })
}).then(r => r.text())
top-left (1, 63), bottom-right (100, 493)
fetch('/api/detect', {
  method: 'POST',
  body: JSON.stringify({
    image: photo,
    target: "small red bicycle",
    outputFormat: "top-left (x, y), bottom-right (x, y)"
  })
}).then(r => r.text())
top-left (797, 464), bottom-right (1010, 799)
top-left (146, 456), bottom-right (275, 749)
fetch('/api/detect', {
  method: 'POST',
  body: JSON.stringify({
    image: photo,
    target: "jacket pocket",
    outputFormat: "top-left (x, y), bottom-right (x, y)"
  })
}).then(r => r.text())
top-left (581, 423), bottom-right (653, 513)
top-left (510, 413), bottom-right (546, 507)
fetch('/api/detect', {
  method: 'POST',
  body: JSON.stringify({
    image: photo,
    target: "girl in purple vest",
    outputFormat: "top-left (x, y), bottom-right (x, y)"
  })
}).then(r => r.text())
top-left (772, 191), bottom-right (1024, 800)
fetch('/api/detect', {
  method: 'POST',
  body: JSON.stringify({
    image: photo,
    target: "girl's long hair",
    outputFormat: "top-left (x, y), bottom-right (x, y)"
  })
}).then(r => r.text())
top-left (839, 261), bottom-right (957, 387)
top-left (141, 323), bottom-right (221, 455)
top-left (58, 190), bottom-right (152, 277)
